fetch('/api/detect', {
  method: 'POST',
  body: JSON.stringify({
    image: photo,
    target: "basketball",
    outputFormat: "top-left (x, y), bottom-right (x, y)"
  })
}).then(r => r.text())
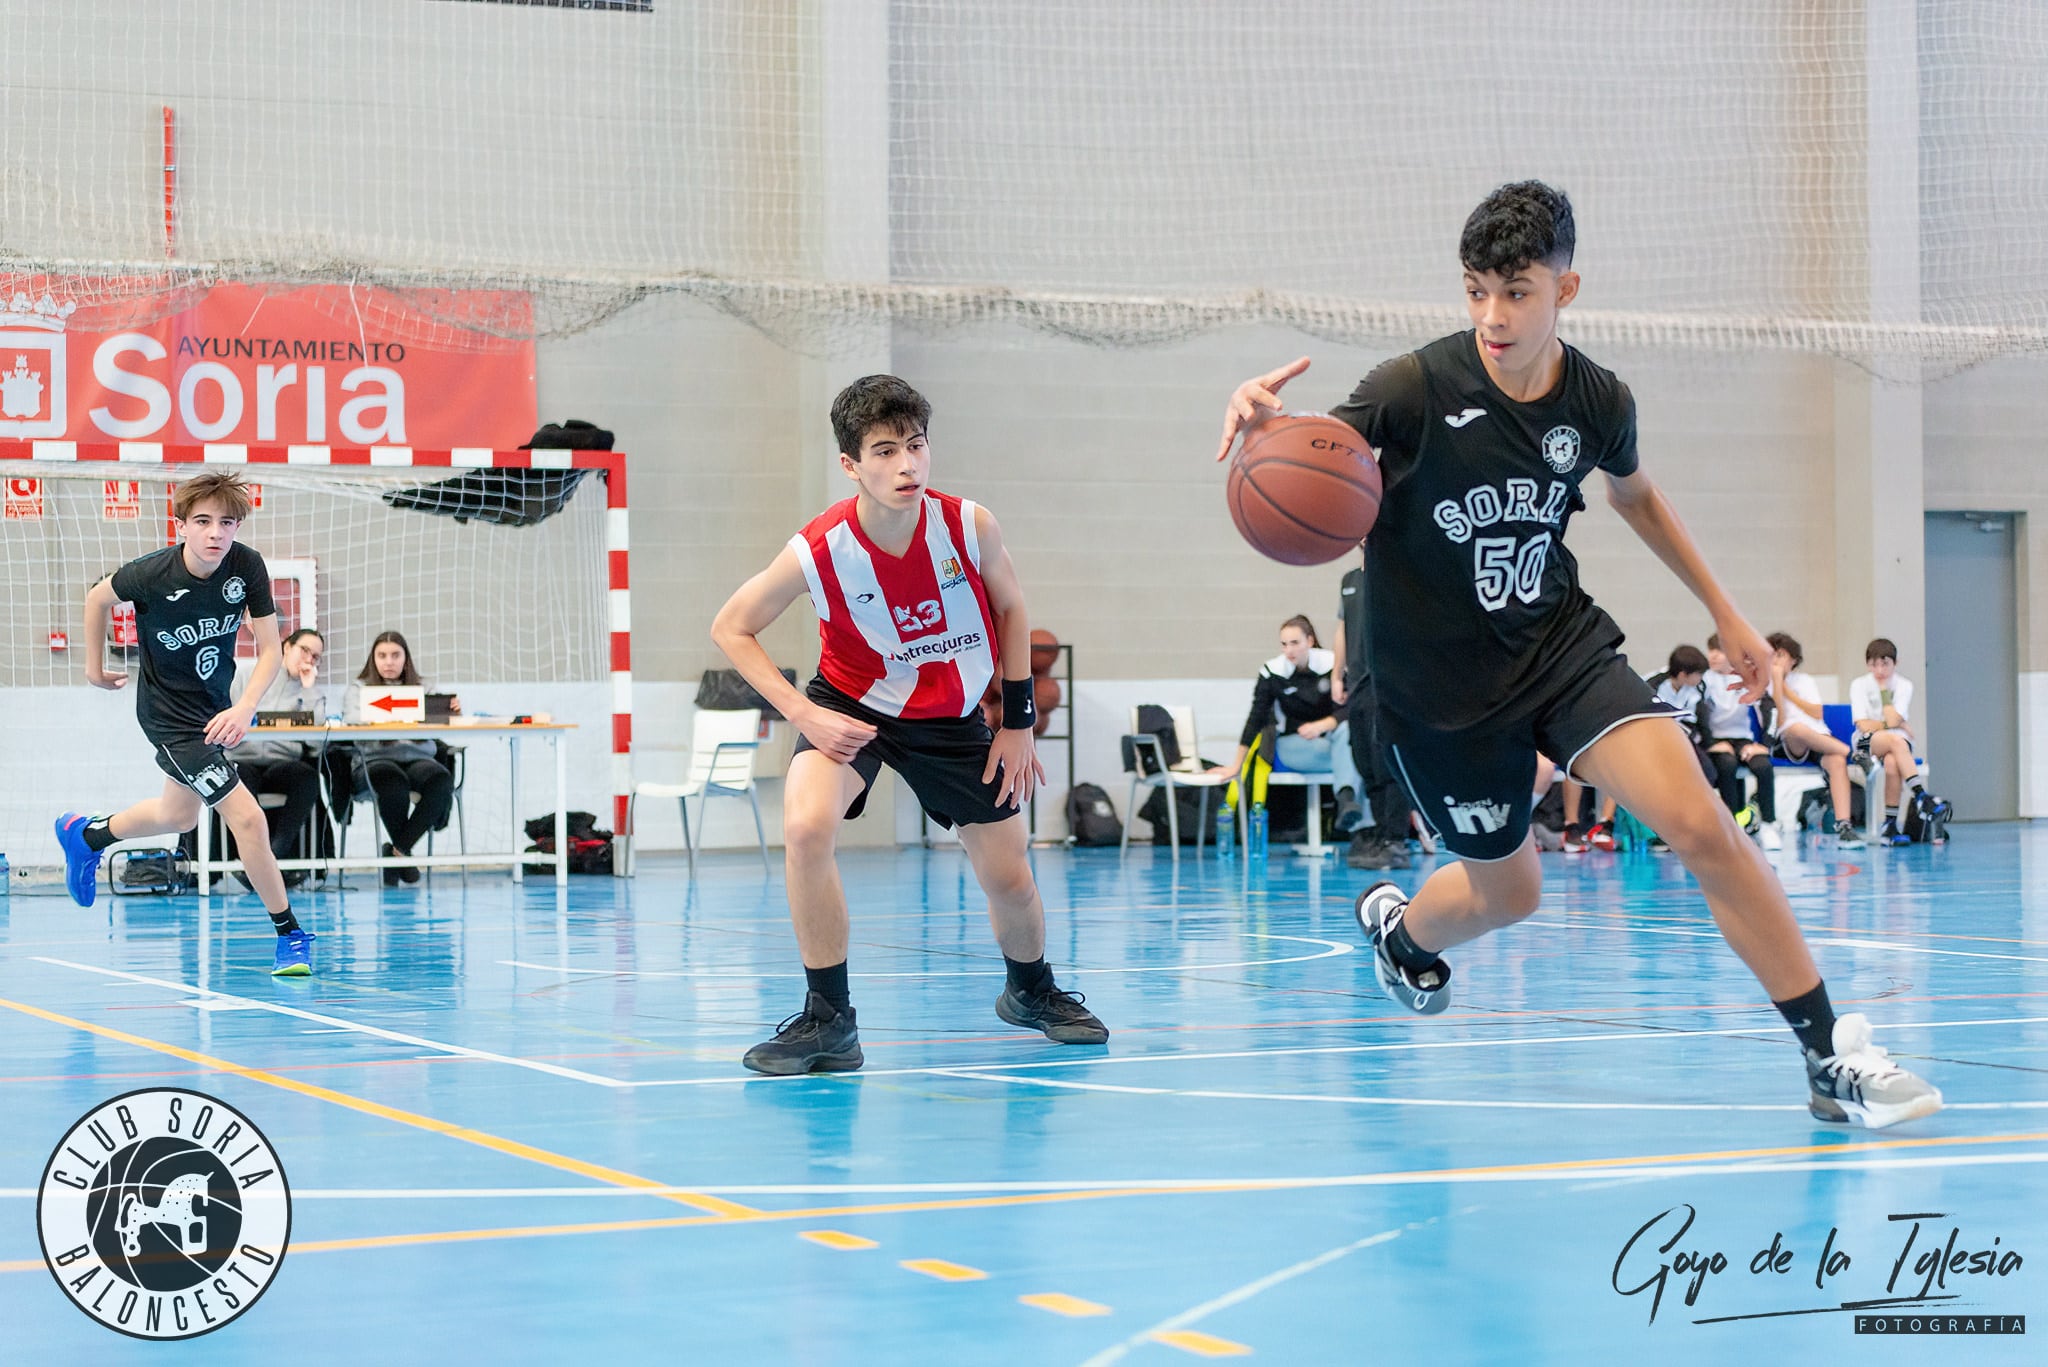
top-left (1225, 413), bottom-right (1382, 566)
top-left (1029, 628), bottom-right (1060, 676)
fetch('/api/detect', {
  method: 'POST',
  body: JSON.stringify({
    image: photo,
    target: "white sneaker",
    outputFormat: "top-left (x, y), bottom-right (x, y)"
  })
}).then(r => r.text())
top-left (1354, 882), bottom-right (1451, 1015)
top-left (1804, 1013), bottom-right (1942, 1129)
top-left (1759, 823), bottom-right (1782, 851)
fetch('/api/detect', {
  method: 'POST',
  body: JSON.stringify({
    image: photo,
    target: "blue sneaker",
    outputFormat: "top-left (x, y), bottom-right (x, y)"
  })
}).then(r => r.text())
top-left (54, 813), bottom-right (103, 907)
top-left (272, 929), bottom-right (317, 977)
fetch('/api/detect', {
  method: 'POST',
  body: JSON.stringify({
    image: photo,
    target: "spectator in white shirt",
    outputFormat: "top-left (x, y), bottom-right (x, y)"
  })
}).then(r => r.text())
top-left (1768, 632), bottom-right (1863, 850)
top-left (1702, 633), bottom-right (1779, 849)
top-left (1850, 637), bottom-right (1924, 844)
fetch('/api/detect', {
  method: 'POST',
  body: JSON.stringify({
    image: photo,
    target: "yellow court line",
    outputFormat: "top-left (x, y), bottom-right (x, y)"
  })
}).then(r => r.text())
top-left (900, 1258), bottom-right (987, 1282)
top-left (1150, 1328), bottom-right (1252, 1357)
top-left (800, 1230), bottom-right (879, 1251)
top-left (0, 994), bottom-right (758, 1220)
top-left (1020, 1292), bottom-right (1113, 1317)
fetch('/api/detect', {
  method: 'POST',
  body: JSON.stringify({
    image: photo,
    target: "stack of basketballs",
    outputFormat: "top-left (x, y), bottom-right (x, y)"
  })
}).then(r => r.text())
top-left (979, 629), bottom-right (1062, 736)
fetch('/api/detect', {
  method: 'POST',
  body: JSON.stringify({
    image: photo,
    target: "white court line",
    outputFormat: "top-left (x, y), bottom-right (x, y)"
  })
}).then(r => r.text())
top-left (932, 1070), bottom-right (2048, 1113)
top-left (1523, 920), bottom-right (2048, 965)
top-left (1079, 1224), bottom-right (1417, 1367)
top-left (2, 1151), bottom-right (2044, 1202)
top-left (34, 956), bottom-right (2048, 1095)
top-left (30, 957), bottom-right (627, 1088)
top-left (616, 1012), bottom-right (2048, 1089)
top-left (498, 933), bottom-right (1353, 981)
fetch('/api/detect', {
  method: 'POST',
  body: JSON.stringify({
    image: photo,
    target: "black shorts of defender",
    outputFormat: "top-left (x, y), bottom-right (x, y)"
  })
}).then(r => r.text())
top-left (792, 676), bottom-right (1018, 830)
top-left (149, 733), bottom-right (243, 808)
top-left (1384, 651), bottom-right (1677, 862)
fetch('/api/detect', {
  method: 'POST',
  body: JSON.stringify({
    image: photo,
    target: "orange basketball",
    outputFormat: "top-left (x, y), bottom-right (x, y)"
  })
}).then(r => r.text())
top-left (1225, 413), bottom-right (1382, 566)
top-left (1029, 628), bottom-right (1060, 676)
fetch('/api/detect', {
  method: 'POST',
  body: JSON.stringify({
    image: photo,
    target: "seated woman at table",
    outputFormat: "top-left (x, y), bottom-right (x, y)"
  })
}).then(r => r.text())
top-left (345, 630), bottom-right (460, 886)
top-left (223, 626), bottom-right (328, 887)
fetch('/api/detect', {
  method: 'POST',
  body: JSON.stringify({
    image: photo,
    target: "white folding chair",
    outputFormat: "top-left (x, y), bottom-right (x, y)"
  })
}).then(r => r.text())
top-left (629, 708), bottom-right (769, 878)
top-left (1119, 705), bottom-right (1237, 858)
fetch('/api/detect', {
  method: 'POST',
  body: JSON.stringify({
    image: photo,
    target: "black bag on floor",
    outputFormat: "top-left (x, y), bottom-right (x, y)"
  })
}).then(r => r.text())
top-left (524, 811), bottom-right (615, 874)
top-left (110, 848), bottom-right (192, 895)
top-left (1065, 783), bottom-right (1122, 846)
top-left (1901, 789), bottom-right (1953, 844)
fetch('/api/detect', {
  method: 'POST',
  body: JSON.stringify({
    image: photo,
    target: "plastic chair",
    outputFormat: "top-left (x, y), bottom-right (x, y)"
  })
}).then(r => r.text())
top-left (629, 708), bottom-right (769, 878)
top-left (1119, 705), bottom-right (1237, 857)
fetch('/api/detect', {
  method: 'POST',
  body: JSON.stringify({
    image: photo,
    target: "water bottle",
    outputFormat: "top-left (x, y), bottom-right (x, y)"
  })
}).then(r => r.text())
top-left (0, 852), bottom-right (9, 895)
top-left (1248, 804), bottom-right (1269, 860)
top-left (1214, 803), bottom-right (1235, 858)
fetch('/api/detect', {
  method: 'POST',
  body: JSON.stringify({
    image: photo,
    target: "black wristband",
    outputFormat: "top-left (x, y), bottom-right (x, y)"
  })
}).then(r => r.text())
top-left (1001, 677), bottom-right (1035, 730)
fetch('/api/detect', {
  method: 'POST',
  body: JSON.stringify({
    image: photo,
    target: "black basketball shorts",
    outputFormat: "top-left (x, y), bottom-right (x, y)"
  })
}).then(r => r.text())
top-left (1383, 650), bottom-right (1677, 862)
top-left (791, 676), bottom-right (1019, 830)
top-left (149, 732), bottom-right (243, 808)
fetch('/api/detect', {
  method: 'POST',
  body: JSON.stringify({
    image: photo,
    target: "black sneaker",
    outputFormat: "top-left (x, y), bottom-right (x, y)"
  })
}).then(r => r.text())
top-left (1333, 789), bottom-right (1366, 834)
top-left (1804, 1013), bottom-right (1942, 1128)
top-left (742, 992), bottom-right (864, 1075)
top-left (996, 982), bottom-right (1109, 1044)
top-left (1345, 832), bottom-right (1411, 870)
top-left (1354, 881), bottom-right (1451, 1014)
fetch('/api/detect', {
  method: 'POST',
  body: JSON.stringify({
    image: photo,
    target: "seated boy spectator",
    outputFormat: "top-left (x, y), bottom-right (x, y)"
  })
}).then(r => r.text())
top-left (1850, 637), bottom-right (1924, 846)
top-left (1703, 633), bottom-right (1779, 849)
top-left (1768, 632), bottom-right (1863, 850)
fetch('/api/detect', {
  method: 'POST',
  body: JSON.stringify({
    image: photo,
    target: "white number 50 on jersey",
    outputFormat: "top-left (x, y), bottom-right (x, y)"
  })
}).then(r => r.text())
top-left (1471, 532), bottom-right (1552, 611)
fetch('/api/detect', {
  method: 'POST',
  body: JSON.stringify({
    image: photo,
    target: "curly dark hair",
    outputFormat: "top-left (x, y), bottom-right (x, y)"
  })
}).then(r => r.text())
top-left (1460, 180), bottom-right (1576, 277)
top-left (830, 375), bottom-right (932, 458)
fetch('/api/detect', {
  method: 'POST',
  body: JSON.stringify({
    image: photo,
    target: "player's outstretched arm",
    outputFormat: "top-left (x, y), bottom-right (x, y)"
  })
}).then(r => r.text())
top-left (81, 577), bottom-right (128, 691)
top-left (1215, 356), bottom-right (1311, 461)
top-left (711, 547), bottom-right (876, 763)
top-left (208, 612), bottom-right (280, 747)
top-left (1605, 467), bottom-right (1770, 703)
top-left (973, 507), bottom-right (1047, 808)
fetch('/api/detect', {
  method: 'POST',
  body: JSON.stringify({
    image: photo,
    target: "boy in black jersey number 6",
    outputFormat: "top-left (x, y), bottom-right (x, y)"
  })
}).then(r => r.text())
top-left (1216, 182), bottom-right (1938, 1129)
top-left (55, 471), bottom-right (316, 977)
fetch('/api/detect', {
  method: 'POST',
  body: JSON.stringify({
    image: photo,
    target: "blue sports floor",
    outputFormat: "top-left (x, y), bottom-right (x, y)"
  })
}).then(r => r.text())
top-left (2, 826), bottom-right (2044, 1364)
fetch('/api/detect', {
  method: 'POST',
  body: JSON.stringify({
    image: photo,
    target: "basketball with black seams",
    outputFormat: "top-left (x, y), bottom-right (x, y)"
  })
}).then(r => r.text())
top-left (1225, 413), bottom-right (1382, 565)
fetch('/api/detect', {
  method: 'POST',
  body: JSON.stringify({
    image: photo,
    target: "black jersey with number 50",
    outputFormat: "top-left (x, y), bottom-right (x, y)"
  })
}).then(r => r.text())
top-left (108, 541), bottom-right (275, 741)
top-left (1330, 330), bottom-right (1639, 732)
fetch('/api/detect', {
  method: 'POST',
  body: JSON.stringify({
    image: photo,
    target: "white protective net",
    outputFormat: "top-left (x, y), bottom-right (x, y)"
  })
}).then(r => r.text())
top-left (2, 2), bottom-right (2046, 369)
top-left (0, 459), bottom-right (610, 860)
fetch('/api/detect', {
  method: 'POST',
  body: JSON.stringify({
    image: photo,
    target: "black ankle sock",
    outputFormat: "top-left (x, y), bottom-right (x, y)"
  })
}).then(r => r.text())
top-left (1382, 917), bottom-right (1440, 974)
top-left (1774, 981), bottom-right (1838, 1056)
top-left (269, 906), bottom-right (301, 936)
top-left (805, 961), bottom-right (851, 1014)
top-left (82, 817), bottom-right (119, 852)
top-left (1004, 955), bottom-right (1055, 996)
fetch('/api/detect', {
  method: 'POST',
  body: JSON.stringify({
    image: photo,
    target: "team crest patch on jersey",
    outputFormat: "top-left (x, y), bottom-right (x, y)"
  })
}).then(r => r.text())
top-left (221, 576), bottom-right (246, 605)
top-left (1540, 426), bottom-right (1581, 473)
top-left (937, 557), bottom-right (965, 589)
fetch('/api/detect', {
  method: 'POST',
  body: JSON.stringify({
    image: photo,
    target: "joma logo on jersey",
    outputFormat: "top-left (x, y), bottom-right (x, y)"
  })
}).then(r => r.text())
top-left (154, 615), bottom-right (241, 652)
top-left (1442, 795), bottom-right (1512, 836)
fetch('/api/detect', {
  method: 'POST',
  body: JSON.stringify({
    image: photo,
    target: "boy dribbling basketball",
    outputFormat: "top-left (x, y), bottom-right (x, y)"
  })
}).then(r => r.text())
top-left (1216, 182), bottom-right (1939, 1128)
top-left (55, 470), bottom-right (317, 976)
top-left (711, 375), bottom-right (1107, 1074)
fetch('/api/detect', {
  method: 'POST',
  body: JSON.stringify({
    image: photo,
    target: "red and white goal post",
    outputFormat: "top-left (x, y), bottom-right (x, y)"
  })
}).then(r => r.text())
top-left (0, 441), bottom-right (630, 865)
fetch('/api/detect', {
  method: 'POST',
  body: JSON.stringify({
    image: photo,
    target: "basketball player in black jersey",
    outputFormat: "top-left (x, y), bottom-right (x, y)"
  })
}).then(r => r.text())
top-left (55, 471), bottom-right (316, 976)
top-left (1216, 181), bottom-right (1938, 1129)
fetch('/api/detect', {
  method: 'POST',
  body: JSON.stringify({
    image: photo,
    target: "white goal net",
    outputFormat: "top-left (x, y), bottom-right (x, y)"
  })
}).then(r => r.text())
top-left (0, 452), bottom-right (614, 864)
top-left (1, 2), bottom-right (2045, 374)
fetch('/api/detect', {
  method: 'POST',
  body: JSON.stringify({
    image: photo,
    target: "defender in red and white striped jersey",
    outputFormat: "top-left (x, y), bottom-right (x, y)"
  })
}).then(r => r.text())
top-left (712, 375), bottom-right (1108, 1075)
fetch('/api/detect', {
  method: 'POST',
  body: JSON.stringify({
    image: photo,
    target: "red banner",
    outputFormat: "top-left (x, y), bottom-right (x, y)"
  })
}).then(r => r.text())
top-left (0, 283), bottom-right (536, 448)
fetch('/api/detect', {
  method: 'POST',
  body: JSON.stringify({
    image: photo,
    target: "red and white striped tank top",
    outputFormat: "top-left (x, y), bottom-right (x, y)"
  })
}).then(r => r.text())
top-left (788, 490), bottom-right (1000, 720)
